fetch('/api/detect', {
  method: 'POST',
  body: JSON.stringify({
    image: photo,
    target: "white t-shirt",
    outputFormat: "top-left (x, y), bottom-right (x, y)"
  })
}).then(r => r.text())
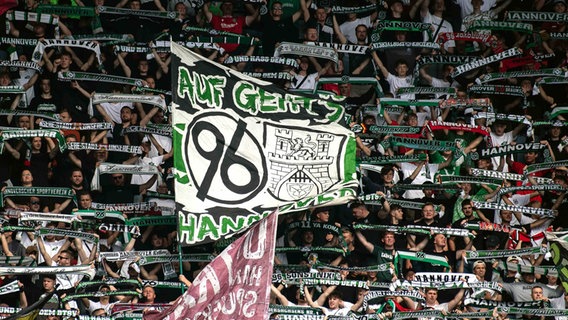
top-left (493, 194), bottom-right (531, 225)
top-left (454, 0), bottom-right (497, 19)
top-left (292, 72), bottom-right (319, 90)
top-left (340, 16), bottom-right (373, 44)
top-left (130, 155), bottom-right (164, 191)
top-left (322, 301), bottom-right (354, 316)
top-left (422, 11), bottom-right (455, 50)
top-left (99, 102), bottom-right (134, 124)
top-left (488, 131), bottom-right (514, 172)
top-left (386, 73), bottom-right (413, 97)
top-left (37, 238), bottom-right (66, 265)
top-left (400, 162), bottom-right (440, 199)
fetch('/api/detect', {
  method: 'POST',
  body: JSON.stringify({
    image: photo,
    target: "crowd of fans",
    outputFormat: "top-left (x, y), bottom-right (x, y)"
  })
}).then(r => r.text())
top-left (1, 0), bottom-right (568, 318)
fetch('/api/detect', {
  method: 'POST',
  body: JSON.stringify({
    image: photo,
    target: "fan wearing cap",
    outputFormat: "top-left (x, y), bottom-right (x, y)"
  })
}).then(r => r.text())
top-left (202, 0), bottom-right (260, 53)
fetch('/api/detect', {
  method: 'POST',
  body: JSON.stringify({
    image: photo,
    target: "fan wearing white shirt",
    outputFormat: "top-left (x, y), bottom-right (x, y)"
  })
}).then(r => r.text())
top-left (303, 285), bottom-right (364, 316)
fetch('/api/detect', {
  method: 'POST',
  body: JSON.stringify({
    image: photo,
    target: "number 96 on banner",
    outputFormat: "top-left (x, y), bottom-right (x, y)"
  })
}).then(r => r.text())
top-left (184, 112), bottom-right (267, 205)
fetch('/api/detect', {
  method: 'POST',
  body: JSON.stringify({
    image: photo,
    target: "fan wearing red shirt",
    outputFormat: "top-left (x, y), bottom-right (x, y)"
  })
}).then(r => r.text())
top-left (202, 0), bottom-right (259, 53)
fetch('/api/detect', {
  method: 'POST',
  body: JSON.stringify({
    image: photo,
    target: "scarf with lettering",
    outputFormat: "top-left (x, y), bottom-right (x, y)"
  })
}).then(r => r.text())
top-left (32, 39), bottom-right (102, 67)
top-left (0, 281), bottom-right (23, 296)
top-left (275, 42), bottom-right (339, 64)
top-left (371, 41), bottom-right (439, 51)
top-left (99, 249), bottom-right (169, 262)
top-left (96, 6), bottom-right (176, 19)
top-left (92, 93), bottom-right (166, 110)
top-left (67, 142), bottom-right (142, 154)
top-left (1, 187), bottom-right (75, 206)
top-left (0, 60), bottom-right (42, 72)
top-left (0, 264), bottom-right (93, 275)
top-left (465, 246), bottom-right (546, 260)
top-left (138, 253), bottom-right (214, 265)
top-left (18, 211), bottom-right (78, 224)
top-left (467, 21), bottom-right (533, 34)
top-left (90, 162), bottom-right (160, 191)
top-left (470, 142), bottom-right (548, 161)
top-left (396, 86), bottom-right (457, 97)
top-left (478, 68), bottom-right (564, 84)
top-left (0, 109), bottom-right (60, 121)
top-left (439, 174), bottom-right (502, 187)
top-left (494, 261), bottom-right (557, 276)
top-left (39, 121), bottom-right (114, 131)
top-left (354, 224), bottom-right (471, 238)
top-left (451, 48), bottom-right (523, 79)
top-left (0, 255), bottom-right (35, 266)
top-left (439, 98), bottom-right (492, 110)
top-left (305, 41), bottom-right (368, 55)
top-left (437, 32), bottom-right (494, 47)
top-left (125, 215), bottom-right (177, 227)
top-left (465, 298), bottom-right (548, 309)
top-left (223, 56), bottom-right (299, 67)
top-left (357, 154), bottom-right (427, 165)
top-left (37, 227), bottom-right (98, 243)
top-left (121, 125), bottom-right (172, 137)
top-left (472, 201), bottom-right (557, 218)
top-left (241, 72), bottom-right (293, 81)
top-left (468, 85), bottom-right (526, 97)
top-left (58, 71), bottom-right (145, 87)
top-left (470, 168), bottom-right (553, 184)
top-left (0, 37), bottom-right (38, 46)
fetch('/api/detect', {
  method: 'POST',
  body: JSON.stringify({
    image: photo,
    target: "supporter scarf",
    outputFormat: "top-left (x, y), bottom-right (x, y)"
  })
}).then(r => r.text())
top-left (468, 85), bottom-right (526, 97)
top-left (183, 26), bottom-right (249, 37)
top-left (121, 125), bottom-right (172, 137)
top-left (241, 72), bottom-right (293, 80)
top-left (500, 307), bottom-right (568, 316)
top-left (550, 32), bottom-right (568, 39)
top-left (558, 137), bottom-right (568, 152)
top-left (359, 125), bottom-right (422, 135)
top-left (141, 280), bottom-right (186, 289)
top-left (0, 264), bottom-right (93, 275)
top-left (62, 290), bottom-right (141, 303)
top-left (98, 223), bottom-right (142, 235)
top-left (131, 86), bottom-right (171, 96)
top-left (495, 261), bottom-right (557, 276)
top-left (393, 279), bottom-right (500, 292)
top-left (439, 174), bottom-right (501, 186)
top-left (145, 191), bottom-right (175, 200)
top-left (74, 210), bottom-right (125, 222)
top-left (395, 251), bottom-right (450, 268)
top-left (273, 264), bottom-right (311, 272)
top-left (536, 77), bottom-right (568, 86)
top-left (0, 37), bottom-right (38, 46)
top-left (479, 68), bottom-right (564, 83)
top-left (392, 310), bottom-right (442, 319)
top-left (497, 185), bottom-right (565, 200)
top-left (360, 193), bottom-right (442, 211)
top-left (375, 20), bottom-right (431, 33)
top-left (472, 201), bottom-right (557, 218)
top-left (58, 71), bottom-right (145, 87)
top-left (18, 211), bottom-right (78, 224)
top-left (471, 142), bottom-right (548, 161)
top-left (32, 39), bottom-right (102, 67)
top-left (392, 184), bottom-right (459, 191)
top-left (0, 255), bottom-right (35, 266)
top-left (67, 142), bottom-right (142, 154)
top-left (179, 41), bottom-right (226, 54)
top-left (465, 298), bottom-right (547, 309)
top-left (91, 201), bottom-right (158, 214)
top-left (331, 3), bottom-right (377, 14)
top-left (355, 223), bottom-right (471, 238)
top-left (452, 48), bottom-right (523, 78)
top-left (0, 281), bottom-right (20, 296)
top-left (506, 11), bottom-right (568, 22)
top-left (6, 10), bottom-right (59, 25)
top-left (0, 109), bottom-right (60, 121)
top-left (500, 54), bottom-right (555, 72)
top-left (465, 246), bottom-right (546, 259)
top-left (306, 41), bottom-right (368, 55)
top-left (397, 86), bottom-right (457, 97)
top-left (0, 85), bottom-right (25, 94)
top-left (370, 41), bottom-right (439, 50)
top-left (439, 98), bottom-right (492, 109)
top-left (36, 4), bottom-right (95, 16)
top-left (111, 303), bottom-right (172, 315)
top-left (288, 221), bottom-right (340, 235)
top-left (223, 56), bottom-right (298, 68)
top-left (380, 98), bottom-right (440, 107)
top-left (414, 272), bottom-right (478, 283)
top-left (534, 120), bottom-right (568, 127)
top-left (389, 136), bottom-right (462, 152)
top-left (268, 305), bottom-right (323, 315)
top-left (77, 279), bottom-right (142, 291)
top-left (39, 121), bottom-right (114, 131)
top-left (96, 162), bottom-right (159, 174)
top-left (549, 105), bottom-right (568, 119)
top-left (69, 33), bottom-right (134, 42)
top-left (275, 246), bottom-right (345, 256)
top-left (37, 227), bottom-right (99, 243)
top-left (467, 21), bottom-right (533, 34)
top-left (471, 168), bottom-right (553, 184)
top-left (0, 308), bottom-right (76, 317)
top-left (314, 261), bottom-right (392, 273)
top-left (275, 42), bottom-right (339, 65)
top-left (1, 187), bottom-right (75, 204)
top-left (301, 278), bottom-right (369, 289)
top-left (413, 55), bottom-right (481, 81)
top-left (365, 290), bottom-right (424, 302)
top-left (99, 249), bottom-right (169, 262)
top-left (125, 216), bottom-right (176, 228)
top-left (92, 93), bottom-right (166, 110)
top-left (426, 121), bottom-right (490, 136)
top-left (438, 32), bottom-right (493, 46)
top-left (138, 253), bottom-right (214, 265)
top-left (473, 111), bottom-right (531, 126)
top-left (273, 271), bottom-right (341, 283)
top-left (358, 154), bottom-right (427, 165)
top-left (0, 60), bottom-right (41, 72)
top-left (114, 45), bottom-right (152, 54)
top-left (96, 6), bottom-right (176, 19)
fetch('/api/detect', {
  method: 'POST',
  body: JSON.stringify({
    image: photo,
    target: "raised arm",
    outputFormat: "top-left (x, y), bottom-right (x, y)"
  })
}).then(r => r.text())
top-left (370, 50), bottom-right (389, 79)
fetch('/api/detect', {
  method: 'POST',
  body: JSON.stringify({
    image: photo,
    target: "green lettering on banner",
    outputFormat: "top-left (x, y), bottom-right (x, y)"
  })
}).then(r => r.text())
top-left (177, 67), bottom-right (226, 109)
top-left (179, 212), bottom-right (268, 244)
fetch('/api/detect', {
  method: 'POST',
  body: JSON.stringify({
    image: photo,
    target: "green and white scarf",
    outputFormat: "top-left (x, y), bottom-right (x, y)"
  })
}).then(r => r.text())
top-left (6, 11), bottom-right (59, 25)
top-left (439, 98), bottom-right (493, 110)
top-left (1, 187), bottom-right (75, 205)
top-left (37, 227), bottom-right (98, 243)
top-left (268, 305), bottom-right (323, 315)
top-left (32, 39), bottom-right (102, 67)
top-left (331, 3), bottom-right (377, 14)
top-left (0, 264), bottom-right (93, 275)
top-left (223, 56), bottom-right (299, 68)
top-left (506, 11), bottom-right (568, 22)
top-left (371, 41), bottom-right (439, 50)
top-left (497, 184), bottom-right (566, 201)
top-left (0, 255), bottom-right (35, 266)
top-left (0, 109), bottom-right (60, 121)
top-left (74, 209), bottom-right (125, 222)
top-left (470, 168), bottom-right (553, 184)
top-left (465, 298), bottom-right (547, 309)
top-left (396, 86), bottom-right (457, 97)
top-left (468, 85), bottom-right (526, 97)
top-left (91, 201), bottom-right (157, 214)
top-left (465, 246), bottom-right (547, 260)
top-left (67, 142), bottom-right (142, 154)
top-left (59, 71), bottom-right (145, 87)
top-left (395, 250), bottom-right (450, 268)
top-left (452, 48), bottom-right (523, 78)
top-left (498, 307), bottom-right (568, 316)
top-left (305, 41), bottom-right (368, 55)
top-left (99, 249), bottom-right (169, 262)
top-left (314, 261), bottom-right (392, 273)
top-left (471, 142), bottom-right (547, 161)
top-left (93, 93), bottom-right (166, 110)
top-left (36, 4), bottom-right (96, 17)
top-left (0, 129), bottom-right (66, 151)
top-left (18, 211), bottom-right (78, 224)
top-left (39, 121), bottom-right (114, 131)
top-left (478, 68), bottom-right (564, 84)
top-left (389, 136), bottom-right (462, 152)
top-left (472, 201), bottom-right (557, 218)
top-left (524, 160), bottom-right (568, 176)
top-left (141, 280), bottom-right (187, 289)
top-left (358, 154), bottom-right (427, 165)
top-left (275, 42), bottom-right (339, 65)
top-left (138, 253), bottom-right (214, 265)
top-left (439, 174), bottom-right (501, 186)
top-left (125, 215), bottom-right (177, 227)
top-left (96, 6), bottom-right (176, 19)
top-left (494, 261), bottom-right (557, 276)
top-left (467, 21), bottom-right (533, 34)
top-left (0, 60), bottom-right (42, 72)
top-left (241, 72), bottom-right (294, 81)
top-left (91, 162), bottom-right (160, 191)
top-left (0, 37), bottom-right (39, 46)
top-left (69, 33), bottom-right (134, 42)
top-left (273, 271), bottom-right (340, 283)
top-left (0, 281), bottom-right (21, 296)
top-left (0, 308), bottom-right (77, 317)
top-left (122, 125), bottom-right (172, 137)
